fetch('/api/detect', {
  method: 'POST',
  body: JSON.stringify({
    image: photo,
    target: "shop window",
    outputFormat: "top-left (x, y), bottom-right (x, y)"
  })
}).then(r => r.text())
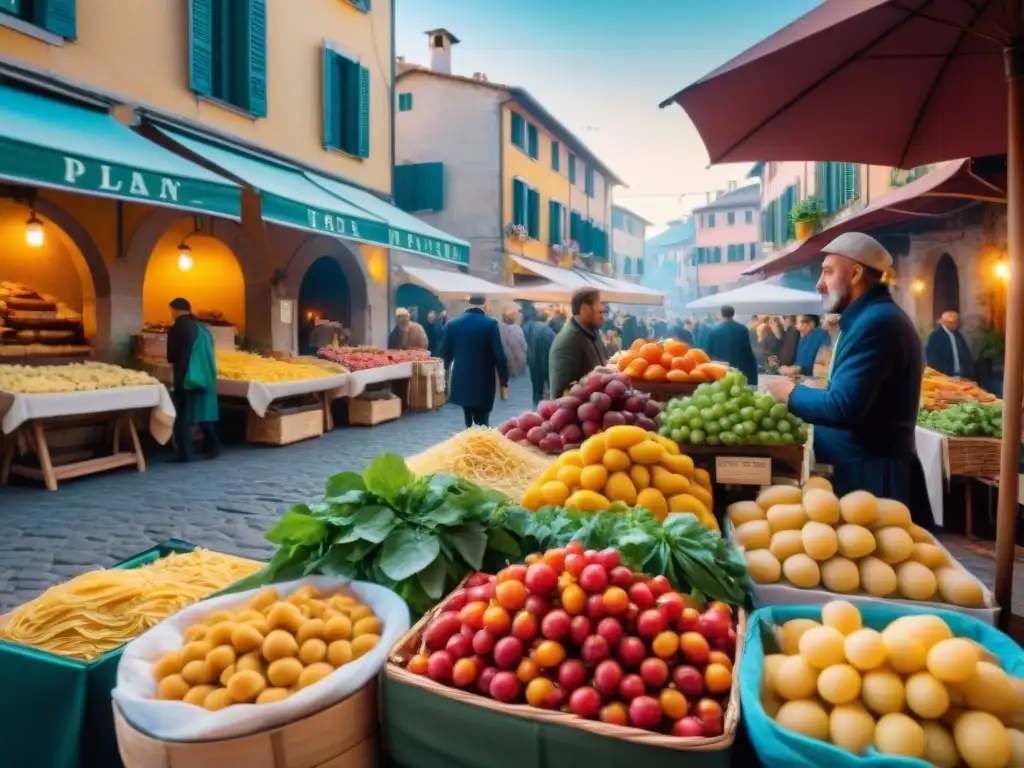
top-left (0, 0), bottom-right (76, 38)
top-left (394, 163), bottom-right (444, 213)
top-left (189, 0), bottom-right (267, 117)
top-left (323, 45), bottom-right (371, 157)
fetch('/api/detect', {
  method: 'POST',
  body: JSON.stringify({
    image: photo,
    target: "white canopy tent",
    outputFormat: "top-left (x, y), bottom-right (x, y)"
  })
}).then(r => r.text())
top-left (398, 265), bottom-right (519, 300)
top-left (686, 283), bottom-right (823, 315)
top-left (511, 256), bottom-right (664, 306)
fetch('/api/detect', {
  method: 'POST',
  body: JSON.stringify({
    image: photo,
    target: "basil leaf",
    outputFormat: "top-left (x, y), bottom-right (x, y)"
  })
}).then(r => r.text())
top-left (448, 523), bottom-right (488, 570)
top-left (364, 452), bottom-right (415, 505)
top-left (305, 547), bottom-right (358, 578)
top-left (265, 506), bottom-right (328, 546)
top-left (418, 502), bottom-right (467, 528)
top-left (324, 489), bottom-right (368, 507)
top-left (333, 505), bottom-right (397, 544)
top-left (379, 527), bottom-right (441, 581)
top-left (325, 471), bottom-right (366, 499)
top-left (486, 527), bottom-right (522, 557)
top-left (417, 555), bottom-right (447, 600)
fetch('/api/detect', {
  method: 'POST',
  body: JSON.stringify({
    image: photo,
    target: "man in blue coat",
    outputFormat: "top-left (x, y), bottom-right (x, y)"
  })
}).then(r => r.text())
top-left (780, 315), bottom-right (832, 377)
top-left (707, 305), bottom-right (758, 385)
top-left (440, 295), bottom-right (509, 428)
top-left (767, 232), bottom-right (933, 527)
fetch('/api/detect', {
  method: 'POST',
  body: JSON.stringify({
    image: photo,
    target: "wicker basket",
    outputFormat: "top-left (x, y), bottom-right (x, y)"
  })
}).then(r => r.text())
top-left (628, 379), bottom-right (700, 401)
top-left (384, 583), bottom-right (744, 759)
top-left (944, 434), bottom-right (1001, 478)
top-left (114, 681), bottom-right (378, 768)
top-left (246, 403), bottom-right (324, 445)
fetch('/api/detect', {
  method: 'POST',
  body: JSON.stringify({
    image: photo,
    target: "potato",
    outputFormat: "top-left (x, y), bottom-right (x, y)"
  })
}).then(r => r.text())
top-left (803, 476), bottom-right (833, 494)
top-left (734, 519), bottom-right (772, 550)
top-left (935, 566), bottom-right (985, 608)
top-left (802, 522), bottom-right (838, 561)
top-left (327, 639), bottom-right (354, 667)
top-left (206, 621), bottom-right (237, 647)
top-left (783, 553), bottom-right (820, 588)
top-left (297, 662), bottom-right (334, 690)
top-left (779, 618), bottom-right (820, 656)
top-left (267, 657), bottom-right (303, 687)
top-left (906, 672), bottom-right (951, 719)
top-left (227, 669), bottom-right (267, 702)
top-left (766, 503), bottom-right (807, 532)
top-left (230, 623), bottom-right (264, 654)
top-left (836, 524), bottom-right (876, 559)
top-left (256, 687), bottom-right (290, 705)
top-left (203, 687), bottom-right (235, 711)
top-left (157, 674), bottom-right (190, 700)
top-left (776, 699), bottom-right (830, 741)
top-left (876, 712), bottom-right (925, 758)
top-left (153, 651), bottom-right (185, 681)
top-left (757, 484), bottom-right (803, 510)
top-left (296, 619), bottom-right (326, 645)
top-left (266, 602), bottom-right (304, 633)
top-left (183, 684), bottom-right (216, 707)
top-left (830, 702), bottom-right (876, 754)
top-left (299, 638), bottom-right (328, 665)
top-left (872, 498), bottom-right (912, 529)
top-left (875, 527), bottom-right (915, 565)
top-left (908, 523), bottom-right (933, 543)
top-left (353, 616), bottom-right (383, 637)
top-left (859, 556), bottom-right (898, 597)
top-left (803, 489), bottom-right (840, 524)
top-left (895, 560), bottom-right (938, 601)
top-left (911, 542), bottom-right (948, 569)
top-left (839, 490), bottom-right (877, 525)
top-left (727, 500), bottom-right (765, 527)
top-left (263, 629), bottom-right (299, 662)
top-left (351, 634), bottom-right (380, 658)
top-left (954, 712), bottom-right (1011, 768)
top-left (821, 557), bottom-right (860, 593)
top-left (746, 549), bottom-right (782, 584)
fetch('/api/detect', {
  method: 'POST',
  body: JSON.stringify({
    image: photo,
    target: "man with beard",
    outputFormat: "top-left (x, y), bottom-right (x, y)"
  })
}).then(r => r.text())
top-left (766, 232), bottom-right (933, 527)
top-left (549, 287), bottom-right (609, 398)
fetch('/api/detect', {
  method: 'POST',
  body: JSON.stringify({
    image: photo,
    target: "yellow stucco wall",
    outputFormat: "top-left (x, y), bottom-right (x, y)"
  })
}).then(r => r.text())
top-left (0, 0), bottom-right (392, 194)
top-left (501, 103), bottom-right (577, 263)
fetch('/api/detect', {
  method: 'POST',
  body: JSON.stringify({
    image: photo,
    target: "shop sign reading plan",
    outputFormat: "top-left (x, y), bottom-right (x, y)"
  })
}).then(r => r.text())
top-left (63, 157), bottom-right (183, 202)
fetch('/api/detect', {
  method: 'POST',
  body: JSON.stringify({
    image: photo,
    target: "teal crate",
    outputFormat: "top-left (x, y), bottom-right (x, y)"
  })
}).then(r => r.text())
top-left (0, 539), bottom-right (197, 768)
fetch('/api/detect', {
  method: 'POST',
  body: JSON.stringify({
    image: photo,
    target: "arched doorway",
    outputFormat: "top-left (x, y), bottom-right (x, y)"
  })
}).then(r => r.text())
top-left (396, 282), bottom-right (443, 324)
top-left (933, 253), bottom-right (960, 320)
top-left (141, 218), bottom-right (246, 334)
top-left (298, 256), bottom-right (351, 354)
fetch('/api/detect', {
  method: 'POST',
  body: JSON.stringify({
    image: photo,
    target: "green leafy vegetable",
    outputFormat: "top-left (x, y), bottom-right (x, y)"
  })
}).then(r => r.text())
top-left (918, 403), bottom-right (1003, 438)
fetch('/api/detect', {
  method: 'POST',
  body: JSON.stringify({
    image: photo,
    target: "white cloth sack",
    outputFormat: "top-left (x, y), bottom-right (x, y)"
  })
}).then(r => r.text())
top-left (112, 577), bottom-right (410, 742)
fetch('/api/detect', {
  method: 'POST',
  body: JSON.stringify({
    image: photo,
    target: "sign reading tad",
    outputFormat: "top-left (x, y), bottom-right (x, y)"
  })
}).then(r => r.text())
top-left (715, 456), bottom-right (771, 486)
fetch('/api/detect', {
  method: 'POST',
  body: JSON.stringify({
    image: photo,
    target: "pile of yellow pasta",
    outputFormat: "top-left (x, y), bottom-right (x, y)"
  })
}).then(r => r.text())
top-left (0, 550), bottom-right (262, 660)
top-left (216, 351), bottom-right (334, 383)
top-left (406, 427), bottom-right (550, 501)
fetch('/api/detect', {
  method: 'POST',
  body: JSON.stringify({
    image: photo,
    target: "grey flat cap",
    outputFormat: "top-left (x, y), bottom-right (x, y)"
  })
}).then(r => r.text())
top-left (822, 232), bottom-right (893, 273)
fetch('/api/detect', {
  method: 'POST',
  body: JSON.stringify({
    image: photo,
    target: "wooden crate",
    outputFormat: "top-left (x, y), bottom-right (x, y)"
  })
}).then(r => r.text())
top-left (246, 402), bottom-right (324, 445)
top-left (349, 395), bottom-right (402, 426)
top-left (114, 681), bottom-right (379, 768)
top-left (407, 373), bottom-right (446, 412)
top-left (628, 379), bottom-right (699, 401)
top-left (945, 435), bottom-right (1001, 478)
top-left (204, 324), bottom-right (237, 351)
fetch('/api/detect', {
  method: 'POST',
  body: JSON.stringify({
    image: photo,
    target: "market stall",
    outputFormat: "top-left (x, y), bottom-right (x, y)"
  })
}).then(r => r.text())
top-left (0, 363), bottom-right (175, 490)
top-left (0, 281), bottom-right (91, 360)
top-left (511, 256), bottom-right (666, 305)
top-left (686, 283), bottom-right (824, 316)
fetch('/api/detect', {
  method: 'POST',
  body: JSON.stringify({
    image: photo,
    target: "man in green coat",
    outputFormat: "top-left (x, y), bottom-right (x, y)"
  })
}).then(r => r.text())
top-left (549, 288), bottom-right (609, 398)
top-left (167, 297), bottom-right (220, 462)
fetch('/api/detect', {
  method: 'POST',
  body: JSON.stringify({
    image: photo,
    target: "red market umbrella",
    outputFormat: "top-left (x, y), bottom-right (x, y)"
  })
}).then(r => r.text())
top-left (661, 0), bottom-right (1024, 627)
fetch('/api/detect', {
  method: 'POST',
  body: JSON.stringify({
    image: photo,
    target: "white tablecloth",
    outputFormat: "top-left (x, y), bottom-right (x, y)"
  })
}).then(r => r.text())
top-left (0, 384), bottom-right (176, 444)
top-left (333, 363), bottom-right (414, 400)
top-left (915, 425), bottom-right (949, 526)
top-left (217, 374), bottom-right (351, 417)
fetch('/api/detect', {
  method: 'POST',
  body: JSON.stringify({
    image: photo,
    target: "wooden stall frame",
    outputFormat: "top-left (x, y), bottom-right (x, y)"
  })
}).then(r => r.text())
top-left (0, 411), bottom-right (145, 491)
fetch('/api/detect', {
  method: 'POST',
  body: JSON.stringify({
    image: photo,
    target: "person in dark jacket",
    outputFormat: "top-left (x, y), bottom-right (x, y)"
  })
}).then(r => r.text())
top-left (440, 296), bottom-right (509, 428)
top-left (925, 310), bottom-right (975, 380)
top-left (548, 288), bottom-right (609, 398)
top-left (707, 305), bottom-right (758, 385)
top-left (529, 315), bottom-right (557, 406)
top-left (166, 298), bottom-right (220, 462)
top-left (780, 315), bottom-right (832, 377)
top-left (777, 315), bottom-right (801, 366)
top-left (767, 232), bottom-right (933, 527)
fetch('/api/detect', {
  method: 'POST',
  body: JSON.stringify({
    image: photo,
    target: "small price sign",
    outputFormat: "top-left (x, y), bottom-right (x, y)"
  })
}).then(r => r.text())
top-left (715, 456), bottom-right (772, 486)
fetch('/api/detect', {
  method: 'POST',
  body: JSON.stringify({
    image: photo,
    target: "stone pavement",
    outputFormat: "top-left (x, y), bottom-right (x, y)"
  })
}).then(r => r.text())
top-left (0, 375), bottom-right (538, 613)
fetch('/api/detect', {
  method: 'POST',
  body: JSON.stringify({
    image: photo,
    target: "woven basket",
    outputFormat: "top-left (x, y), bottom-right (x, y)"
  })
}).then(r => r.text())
top-left (385, 581), bottom-right (744, 753)
top-left (944, 435), bottom-right (1001, 478)
top-left (629, 379), bottom-right (700, 401)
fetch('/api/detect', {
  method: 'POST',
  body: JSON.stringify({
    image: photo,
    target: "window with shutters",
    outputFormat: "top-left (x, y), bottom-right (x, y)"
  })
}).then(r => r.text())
top-left (584, 166), bottom-right (594, 197)
top-left (398, 93), bottom-right (413, 112)
top-left (393, 163), bottom-right (444, 213)
top-left (727, 244), bottom-right (745, 262)
top-left (624, 257), bottom-right (632, 275)
top-left (512, 178), bottom-right (528, 228)
top-left (749, 243), bottom-right (758, 260)
top-left (568, 154), bottom-right (577, 184)
top-left (527, 124), bottom-right (539, 160)
top-left (569, 210), bottom-right (582, 244)
top-left (637, 258), bottom-right (645, 276)
top-left (815, 161), bottom-right (860, 214)
top-left (745, 210), bottom-right (753, 224)
top-left (190, 0), bottom-right (266, 116)
top-left (727, 212), bottom-right (735, 226)
top-left (708, 213), bottom-right (716, 228)
top-left (323, 45), bottom-right (370, 157)
top-left (551, 141), bottom-right (560, 172)
top-left (510, 112), bottom-right (525, 150)
top-left (548, 200), bottom-right (563, 244)
top-left (526, 189), bottom-right (540, 239)
top-left (0, 0), bottom-right (76, 38)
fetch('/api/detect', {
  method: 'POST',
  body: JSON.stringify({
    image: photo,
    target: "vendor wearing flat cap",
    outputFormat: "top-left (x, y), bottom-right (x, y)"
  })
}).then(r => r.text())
top-left (766, 232), bottom-right (934, 527)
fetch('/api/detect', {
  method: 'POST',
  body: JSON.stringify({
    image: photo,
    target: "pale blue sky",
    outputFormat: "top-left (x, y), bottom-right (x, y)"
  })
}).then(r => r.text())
top-left (394, 0), bottom-right (822, 233)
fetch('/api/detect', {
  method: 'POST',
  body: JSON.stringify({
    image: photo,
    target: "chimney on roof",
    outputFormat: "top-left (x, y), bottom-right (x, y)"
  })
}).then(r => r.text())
top-left (715, 189), bottom-right (723, 200)
top-left (425, 28), bottom-right (460, 75)
top-left (727, 180), bottom-right (737, 192)
top-left (472, 72), bottom-right (488, 82)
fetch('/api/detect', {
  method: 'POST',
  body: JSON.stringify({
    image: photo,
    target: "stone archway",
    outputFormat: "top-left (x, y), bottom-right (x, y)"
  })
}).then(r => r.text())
top-left (281, 235), bottom-right (372, 347)
top-left (6, 197), bottom-right (112, 356)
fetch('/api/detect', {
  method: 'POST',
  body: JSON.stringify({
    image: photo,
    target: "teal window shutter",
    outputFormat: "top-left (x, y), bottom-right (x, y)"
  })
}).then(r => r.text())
top-left (323, 48), bottom-right (341, 148)
top-left (422, 162), bottom-right (443, 211)
top-left (708, 213), bottom-right (716, 228)
top-left (549, 200), bottom-right (561, 244)
top-left (727, 212), bottom-right (735, 226)
top-left (357, 65), bottom-right (371, 157)
top-left (394, 165), bottom-right (414, 210)
top-left (527, 189), bottom-right (540, 238)
top-left (568, 154), bottom-right (576, 184)
top-left (398, 93), bottom-right (413, 111)
top-left (189, 0), bottom-right (214, 96)
top-left (551, 141), bottom-right (560, 171)
top-left (0, 0), bottom-right (20, 14)
top-left (512, 179), bottom-right (525, 226)
top-left (245, 0), bottom-right (267, 117)
top-left (527, 124), bottom-right (538, 159)
top-left (624, 257), bottom-right (632, 275)
top-left (511, 113), bottom-right (524, 148)
top-left (815, 162), bottom-right (828, 212)
top-left (584, 167), bottom-right (594, 197)
top-left (35, 0), bottom-right (76, 38)
top-left (570, 211), bottom-right (581, 243)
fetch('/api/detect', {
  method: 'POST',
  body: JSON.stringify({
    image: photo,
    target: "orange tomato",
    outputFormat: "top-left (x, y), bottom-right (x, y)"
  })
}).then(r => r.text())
top-left (617, 351), bottom-right (638, 372)
top-left (664, 339), bottom-right (689, 357)
top-left (660, 352), bottom-right (674, 369)
top-left (687, 348), bottom-right (711, 366)
top-left (666, 369), bottom-right (690, 383)
top-left (671, 355), bottom-right (694, 373)
top-left (630, 338), bottom-right (646, 352)
top-left (639, 342), bottom-right (664, 364)
top-left (688, 369), bottom-right (709, 382)
top-left (694, 363), bottom-right (729, 381)
top-left (642, 364), bottom-right (668, 381)
top-left (624, 359), bottom-right (648, 378)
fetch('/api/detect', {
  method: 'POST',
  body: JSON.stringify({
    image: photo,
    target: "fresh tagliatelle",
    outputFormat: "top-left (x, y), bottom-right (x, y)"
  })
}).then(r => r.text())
top-left (406, 427), bottom-right (550, 501)
top-left (0, 550), bottom-right (262, 661)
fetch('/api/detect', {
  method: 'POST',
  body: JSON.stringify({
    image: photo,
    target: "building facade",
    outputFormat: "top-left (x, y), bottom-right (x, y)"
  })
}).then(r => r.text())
top-left (690, 183), bottom-right (761, 296)
top-left (644, 217), bottom-right (695, 312)
top-left (610, 205), bottom-right (650, 282)
top-left (394, 30), bottom-right (622, 284)
top-left (0, 0), bottom-right (467, 355)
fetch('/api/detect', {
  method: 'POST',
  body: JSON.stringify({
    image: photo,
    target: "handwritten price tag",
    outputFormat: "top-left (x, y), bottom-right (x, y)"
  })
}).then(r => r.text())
top-left (715, 456), bottom-right (772, 486)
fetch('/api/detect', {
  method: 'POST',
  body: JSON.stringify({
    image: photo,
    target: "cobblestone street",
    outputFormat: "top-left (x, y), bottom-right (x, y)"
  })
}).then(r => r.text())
top-left (0, 376), bottom-right (537, 613)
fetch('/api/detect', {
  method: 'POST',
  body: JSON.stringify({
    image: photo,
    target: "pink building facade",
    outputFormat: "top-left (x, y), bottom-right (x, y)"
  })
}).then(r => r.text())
top-left (691, 183), bottom-right (761, 294)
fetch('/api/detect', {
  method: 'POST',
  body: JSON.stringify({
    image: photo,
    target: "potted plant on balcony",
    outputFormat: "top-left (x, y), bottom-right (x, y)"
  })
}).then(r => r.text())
top-left (504, 223), bottom-right (530, 241)
top-left (789, 197), bottom-right (825, 240)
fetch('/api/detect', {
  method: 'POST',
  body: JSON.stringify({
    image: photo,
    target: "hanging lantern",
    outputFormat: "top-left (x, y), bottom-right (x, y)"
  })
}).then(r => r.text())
top-left (177, 243), bottom-right (194, 271)
top-left (24, 213), bottom-right (44, 247)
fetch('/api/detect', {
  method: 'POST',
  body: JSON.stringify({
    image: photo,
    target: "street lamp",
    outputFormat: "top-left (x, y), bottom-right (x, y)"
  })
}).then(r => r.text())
top-left (24, 211), bottom-right (44, 247)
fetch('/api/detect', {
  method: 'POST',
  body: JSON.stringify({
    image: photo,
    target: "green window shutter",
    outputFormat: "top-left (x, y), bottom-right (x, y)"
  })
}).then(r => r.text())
top-left (189, 0), bottom-right (214, 96)
top-left (422, 162), bottom-right (444, 211)
top-left (512, 179), bottom-right (525, 226)
top-left (842, 163), bottom-right (858, 203)
top-left (357, 65), bottom-right (371, 157)
top-left (36, 0), bottom-right (76, 39)
top-left (0, 0), bottom-right (20, 14)
top-left (527, 124), bottom-right (538, 159)
top-left (322, 48), bottom-right (341, 148)
top-left (398, 93), bottom-right (412, 111)
top-left (245, 0), bottom-right (267, 116)
top-left (394, 165), bottom-right (414, 211)
top-left (568, 155), bottom-right (576, 184)
top-left (527, 189), bottom-right (540, 238)
top-left (624, 257), bottom-right (632, 275)
top-left (815, 162), bottom-right (827, 212)
top-left (570, 211), bottom-right (581, 242)
top-left (549, 200), bottom-right (561, 244)
top-left (511, 113), bottom-right (524, 148)
top-left (551, 141), bottom-right (560, 171)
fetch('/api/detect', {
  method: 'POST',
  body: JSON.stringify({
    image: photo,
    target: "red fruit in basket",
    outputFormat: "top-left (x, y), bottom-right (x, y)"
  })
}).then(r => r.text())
top-left (628, 582), bottom-right (655, 610)
top-left (493, 637), bottom-right (524, 670)
top-left (608, 566), bottom-right (633, 588)
top-left (672, 717), bottom-right (705, 738)
top-left (673, 665), bottom-right (705, 699)
top-left (579, 565), bottom-right (608, 594)
top-left (498, 418), bottom-right (518, 435)
top-left (718, 627), bottom-right (737, 655)
top-left (600, 702), bottom-right (629, 726)
top-left (423, 612), bottom-right (462, 651)
top-left (596, 617), bottom-right (624, 647)
top-left (577, 634), bottom-right (607, 666)
top-left (540, 609), bottom-right (571, 641)
top-left (445, 633), bottom-right (472, 659)
top-left (700, 714), bottom-right (724, 737)
top-left (585, 594), bottom-right (607, 620)
top-left (694, 697), bottom-right (722, 722)
top-left (519, 412), bottom-right (543, 430)
top-left (489, 671), bottom-right (522, 703)
top-left (640, 658), bottom-right (670, 688)
top-left (581, 419), bottom-right (601, 437)
top-left (563, 553), bottom-right (586, 577)
top-left (451, 657), bottom-right (478, 687)
top-left (657, 592), bottom-right (685, 623)
top-left (472, 629), bottom-right (496, 656)
top-left (569, 615), bottom-right (592, 646)
top-left (504, 428), bottom-right (527, 442)
top-left (644, 400), bottom-right (663, 418)
top-left (537, 400), bottom-right (556, 420)
top-left (604, 379), bottom-right (628, 401)
top-left (680, 632), bottom-right (711, 665)
top-left (559, 424), bottom-right (582, 445)
top-left (635, 609), bottom-right (666, 639)
top-left (584, 549), bottom-right (601, 565)
top-left (593, 660), bottom-right (624, 695)
top-left (482, 605), bottom-right (512, 636)
top-left (601, 410), bottom-right (627, 430)
top-left (426, 650), bottom-right (454, 683)
top-left (589, 391), bottom-right (613, 413)
top-left (461, 623), bottom-right (477, 640)
top-left (458, 601), bottom-right (487, 631)
top-left (512, 610), bottom-right (539, 642)
top-left (647, 575), bottom-right (672, 597)
top-left (526, 426), bottom-right (546, 446)
top-left (577, 402), bottom-right (601, 424)
top-left (466, 582), bottom-right (496, 603)
top-left (524, 563), bottom-right (558, 595)
top-left (617, 673), bottom-right (646, 702)
top-left (697, 610), bottom-right (730, 641)
top-left (549, 407), bottom-right (573, 433)
top-left (628, 696), bottom-right (663, 730)
top-left (539, 433), bottom-right (564, 453)
top-left (680, 607), bottom-right (700, 632)
top-left (623, 396), bottom-right (643, 413)
top-left (569, 686), bottom-right (603, 719)
top-left (407, 654), bottom-right (429, 675)
top-left (439, 589), bottom-right (468, 612)
top-left (557, 659), bottom-right (587, 691)
top-left (596, 549), bottom-right (622, 570)
top-left (602, 587), bottom-right (629, 615)
top-left (477, 666), bottom-right (499, 695)
top-left (523, 594), bottom-right (551, 618)
top-left (617, 636), bottom-right (647, 668)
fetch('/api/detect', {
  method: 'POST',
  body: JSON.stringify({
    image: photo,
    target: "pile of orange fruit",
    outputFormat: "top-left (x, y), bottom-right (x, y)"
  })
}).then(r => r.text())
top-left (616, 339), bottom-right (729, 384)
